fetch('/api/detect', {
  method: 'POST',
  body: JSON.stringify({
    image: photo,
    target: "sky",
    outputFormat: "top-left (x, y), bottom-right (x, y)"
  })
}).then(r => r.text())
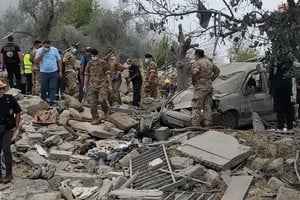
top-left (0, 0), bottom-right (287, 62)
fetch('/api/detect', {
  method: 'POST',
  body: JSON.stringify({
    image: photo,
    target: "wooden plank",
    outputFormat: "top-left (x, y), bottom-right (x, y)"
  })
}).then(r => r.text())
top-left (221, 176), bottom-right (253, 200)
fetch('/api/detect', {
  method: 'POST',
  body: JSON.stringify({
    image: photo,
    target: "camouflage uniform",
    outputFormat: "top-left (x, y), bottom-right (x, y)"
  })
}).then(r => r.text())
top-left (31, 47), bottom-right (40, 95)
top-left (108, 62), bottom-right (122, 106)
top-left (191, 58), bottom-right (218, 126)
top-left (85, 58), bottom-right (111, 119)
top-left (63, 52), bottom-right (77, 96)
top-left (144, 61), bottom-right (158, 98)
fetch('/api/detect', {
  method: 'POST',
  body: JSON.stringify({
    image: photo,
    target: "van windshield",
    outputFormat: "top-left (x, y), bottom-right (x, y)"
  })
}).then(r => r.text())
top-left (213, 71), bottom-right (246, 94)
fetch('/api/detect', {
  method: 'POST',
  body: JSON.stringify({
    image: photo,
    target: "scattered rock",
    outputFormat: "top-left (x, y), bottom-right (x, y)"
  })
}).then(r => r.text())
top-left (31, 192), bottom-right (61, 200)
top-left (7, 179), bottom-right (50, 200)
top-left (44, 135), bottom-right (61, 147)
top-left (276, 187), bottom-right (300, 200)
top-left (170, 156), bottom-right (193, 169)
top-left (204, 169), bottom-right (221, 188)
top-left (154, 127), bottom-right (171, 141)
top-left (108, 112), bottom-right (138, 131)
top-left (264, 158), bottom-right (284, 172)
top-left (49, 150), bottom-right (73, 161)
top-left (59, 110), bottom-right (70, 125)
top-left (268, 177), bottom-right (285, 190)
top-left (118, 149), bottom-right (140, 168)
top-left (69, 108), bottom-right (82, 119)
top-left (65, 95), bottom-right (84, 112)
top-left (19, 96), bottom-right (50, 116)
top-left (251, 157), bottom-right (271, 171)
top-left (22, 150), bottom-right (48, 167)
top-left (27, 133), bottom-right (44, 143)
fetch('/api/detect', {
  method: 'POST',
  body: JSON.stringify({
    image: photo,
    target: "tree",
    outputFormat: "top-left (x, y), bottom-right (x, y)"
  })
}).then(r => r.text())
top-left (131, 0), bottom-right (300, 87)
top-left (150, 35), bottom-right (175, 70)
top-left (228, 41), bottom-right (259, 62)
top-left (60, 0), bottom-right (95, 28)
top-left (19, 0), bottom-right (65, 40)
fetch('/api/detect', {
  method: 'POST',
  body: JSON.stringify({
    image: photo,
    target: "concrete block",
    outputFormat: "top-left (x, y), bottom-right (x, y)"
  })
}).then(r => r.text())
top-left (55, 172), bottom-right (102, 187)
top-left (179, 164), bottom-right (206, 178)
top-left (268, 177), bottom-right (285, 190)
top-left (69, 155), bottom-right (90, 165)
top-left (154, 127), bottom-right (171, 141)
top-left (170, 156), bottom-right (193, 169)
top-left (44, 135), bottom-right (61, 147)
top-left (27, 133), bottom-right (43, 143)
top-left (265, 158), bottom-right (284, 172)
top-left (58, 142), bottom-right (75, 151)
top-left (69, 107), bottom-right (82, 119)
top-left (49, 150), bottom-right (72, 161)
top-left (149, 158), bottom-right (164, 169)
top-left (95, 165), bottom-right (113, 177)
top-left (108, 112), bottom-right (138, 131)
top-left (22, 150), bottom-right (48, 167)
top-left (68, 120), bottom-right (116, 139)
top-left (31, 192), bottom-right (61, 200)
top-left (204, 169), bottom-right (221, 188)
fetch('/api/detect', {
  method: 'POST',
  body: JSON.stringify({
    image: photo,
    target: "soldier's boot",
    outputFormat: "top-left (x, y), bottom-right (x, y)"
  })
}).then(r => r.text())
top-left (91, 117), bottom-right (101, 125)
top-left (3, 173), bottom-right (12, 184)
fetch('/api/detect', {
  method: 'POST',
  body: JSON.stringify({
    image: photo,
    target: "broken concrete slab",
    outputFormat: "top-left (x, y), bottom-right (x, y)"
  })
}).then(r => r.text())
top-left (68, 120), bottom-right (116, 139)
top-left (252, 112), bottom-right (265, 132)
top-left (170, 156), bottom-right (193, 169)
top-left (275, 187), bottom-right (300, 200)
top-left (58, 142), bottom-right (75, 151)
top-left (221, 176), bottom-right (253, 200)
top-left (80, 106), bottom-right (93, 119)
top-left (7, 179), bottom-right (50, 200)
top-left (31, 192), bottom-right (61, 200)
top-left (44, 135), bottom-right (61, 147)
top-left (69, 155), bottom-right (90, 165)
top-left (108, 112), bottom-right (138, 131)
top-left (98, 179), bottom-right (113, 199)
top-left (19, 96), bottom-right (50, 116)
top-left (177, 131), bottom-right (252, 170)
top-left (264, 158), bottom-right (284, 172)
top-left (268, 177), bottom-right (285, 190)
top-left (55, 172), bottom-right (102, 186)
top-left (65, 95), bottom-right (84, 112)
top-left (118, 149), bottom-right (139, 168)
top-left (22, 150), bottom-right (48, 167)
top-left (49, 150), bottom-right (73, 161)
top-left (59, 110), bottom-right (70, 125)
top-left (72, 186), bottom-right (98, 199)
top-left (27, 133), bottom-right (44, 143)
top-left (109, 188), bottom-right (164, 200)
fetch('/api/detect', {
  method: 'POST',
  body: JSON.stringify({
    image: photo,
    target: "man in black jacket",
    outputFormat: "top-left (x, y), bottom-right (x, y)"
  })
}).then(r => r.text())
top-left (269, 61), bottom-right (294, 130)
top-left (0, 80), bottom-right (22, 183)
top-left (126, 59), bottom-right (143, 108)
top-left (0, 36), bottom-right (24, 90)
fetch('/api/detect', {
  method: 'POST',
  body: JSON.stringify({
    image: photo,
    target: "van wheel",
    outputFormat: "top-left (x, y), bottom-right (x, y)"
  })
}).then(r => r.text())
top-left (220, 111), bottom-right (238, 129)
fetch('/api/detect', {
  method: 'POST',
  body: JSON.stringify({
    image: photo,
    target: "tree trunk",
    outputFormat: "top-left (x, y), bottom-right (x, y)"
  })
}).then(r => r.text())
top-left (172, 24), bottom-right (198, 92)
top-left (176, 62), bottom-right (189, 92)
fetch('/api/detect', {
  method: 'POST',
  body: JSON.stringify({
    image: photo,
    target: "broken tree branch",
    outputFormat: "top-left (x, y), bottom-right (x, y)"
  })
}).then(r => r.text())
top-left (294, 150), bottom-right (300, 182)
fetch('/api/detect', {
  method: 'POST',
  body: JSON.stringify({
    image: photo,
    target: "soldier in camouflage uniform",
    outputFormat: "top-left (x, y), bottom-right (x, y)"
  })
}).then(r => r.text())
top-left (144, 53), bottom-right (158, 99)
top-left (191, 49), bottom-right (220, 127)
top-left (31, 40), bottom-right (43, 95)
top-left (84, 49), bottom-right (112, 125)
top-left (63, 44), bottom-right (78, 96)
top-left (105, 49), bottom-right (123, 106)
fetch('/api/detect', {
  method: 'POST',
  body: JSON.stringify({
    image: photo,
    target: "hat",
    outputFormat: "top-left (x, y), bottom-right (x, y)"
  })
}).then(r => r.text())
top-left (0, 80), bottom-right (7, 88)
top-left (145, 53), bottom-right (153, 58)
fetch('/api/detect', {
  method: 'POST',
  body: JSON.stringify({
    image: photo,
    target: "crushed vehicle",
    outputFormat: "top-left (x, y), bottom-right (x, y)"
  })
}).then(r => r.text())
top-left (161, 62), bottom-right (279, 128)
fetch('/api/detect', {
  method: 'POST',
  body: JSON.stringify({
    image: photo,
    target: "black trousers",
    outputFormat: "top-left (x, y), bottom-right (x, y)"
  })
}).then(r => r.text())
top-left (25, 73), bottom-right (32, 94)
top-left (132, 80), bottom-right (142, 107)
top-left (6, 64), bottom-right (21, 90)
top-left (0, 125), bottom-right (12, 174)
top-left (273, 87), bottom-right (294, 129)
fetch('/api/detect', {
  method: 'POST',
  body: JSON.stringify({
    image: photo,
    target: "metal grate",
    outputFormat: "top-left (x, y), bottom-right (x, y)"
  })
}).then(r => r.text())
top-left (163, 191), bottom-right (216, 200)
top-left (130, 145), bottom-right (176, 190)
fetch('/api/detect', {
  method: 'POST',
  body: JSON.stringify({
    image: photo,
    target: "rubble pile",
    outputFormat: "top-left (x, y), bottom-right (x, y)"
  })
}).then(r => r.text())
top-left (0, 91), bottom-right (300, 200)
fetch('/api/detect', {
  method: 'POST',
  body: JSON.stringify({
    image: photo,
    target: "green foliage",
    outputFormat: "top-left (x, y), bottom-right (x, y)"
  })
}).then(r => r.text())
top-left (61, 0), bottom-right (94, 28)
top-left (150, 36), bottom-right (174, 69)
top-left (263, 7), bottom-right (300, 70)
top-left (228, 41), bottom-right (259, 62)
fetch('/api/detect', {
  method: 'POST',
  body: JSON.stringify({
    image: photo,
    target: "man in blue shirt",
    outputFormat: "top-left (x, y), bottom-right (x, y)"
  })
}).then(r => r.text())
top-left (34, 40), bottom-right (62, 105)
